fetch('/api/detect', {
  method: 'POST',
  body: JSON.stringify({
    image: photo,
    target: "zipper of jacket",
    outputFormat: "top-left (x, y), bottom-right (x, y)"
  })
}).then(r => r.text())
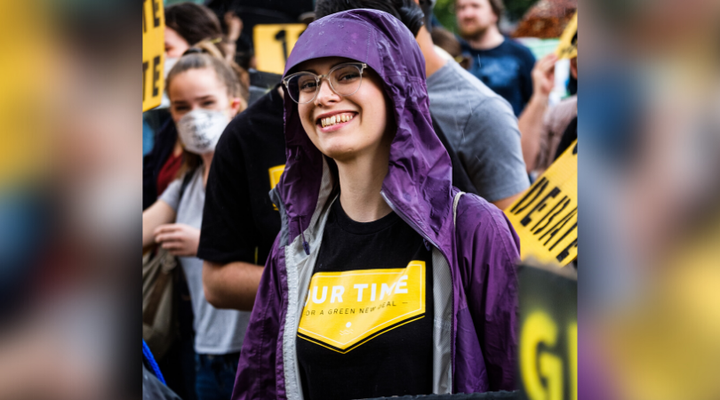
top-left (381, 189), bottom-right (456, 393)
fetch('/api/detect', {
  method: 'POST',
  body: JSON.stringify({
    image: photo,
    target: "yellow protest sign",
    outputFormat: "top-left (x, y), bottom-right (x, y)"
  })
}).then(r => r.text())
top-left (505, 140), bottom-right (577, 266)
top-left (143, 0), bottom-right (165, 111)
top-left (555, 12), bottom-right (577, 59)
top-left (519, 264), bottom-right (577, 400)
top-left (254, 24), bottom-right (306, 75)
top-left (0, 0), bottom-right (53, 185)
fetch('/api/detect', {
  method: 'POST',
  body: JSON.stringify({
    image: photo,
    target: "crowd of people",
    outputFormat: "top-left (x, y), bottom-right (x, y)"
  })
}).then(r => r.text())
top-left (142, 0), bottom-right (578, 399)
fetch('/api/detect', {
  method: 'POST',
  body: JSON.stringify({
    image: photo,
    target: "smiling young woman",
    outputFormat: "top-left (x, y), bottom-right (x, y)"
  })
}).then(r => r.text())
top-left (233, 9), bottom-right (521, 400)
top-left (289, 56), bottom-right (395, 222)
top-left (296, 58), bottom-right (391, 165)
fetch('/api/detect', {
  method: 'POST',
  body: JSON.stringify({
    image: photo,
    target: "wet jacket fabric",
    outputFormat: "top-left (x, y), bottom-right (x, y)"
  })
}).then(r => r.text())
top-left (232, 10), bottom-right (520, 399)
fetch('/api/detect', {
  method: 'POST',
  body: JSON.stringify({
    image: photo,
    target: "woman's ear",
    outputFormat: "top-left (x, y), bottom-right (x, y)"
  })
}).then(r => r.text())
top-left (229, 97), bottom-right (245, 117)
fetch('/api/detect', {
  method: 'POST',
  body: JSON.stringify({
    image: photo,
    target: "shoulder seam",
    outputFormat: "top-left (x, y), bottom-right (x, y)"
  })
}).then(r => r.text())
top-left (458, 194), bottom-right (518, 269)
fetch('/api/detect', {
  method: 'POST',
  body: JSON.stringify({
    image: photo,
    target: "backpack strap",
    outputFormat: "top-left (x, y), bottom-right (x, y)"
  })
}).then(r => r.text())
top-left (453, 191), bottom-right (465, 228)
top-left (178, 167), bottom-right (195, 202)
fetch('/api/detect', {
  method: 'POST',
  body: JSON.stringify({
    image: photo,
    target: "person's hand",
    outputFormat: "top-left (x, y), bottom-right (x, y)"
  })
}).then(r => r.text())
top-left (153, 223), bottom-right (200, 257)
top-left (224, 11), bottom-right (242, 41)
top-left (532, 53), bottom-right (558, 98)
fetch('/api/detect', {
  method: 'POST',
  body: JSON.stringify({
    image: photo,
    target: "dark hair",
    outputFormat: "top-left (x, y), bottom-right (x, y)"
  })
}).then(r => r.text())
top-left (431, 26), bottom-right (461, 57)
top-left (417, 0), bottom-right (434, 32)
top-left (165, 3), bottom-right (223, 48)
top-left (315, 0), bottom-right (425, 37)
top-left (488, 0), bottom-right (505, 21)
top-left (167, 52), bottom-right (243, 101)
top-left (184, 39), bottom-right (251, 102)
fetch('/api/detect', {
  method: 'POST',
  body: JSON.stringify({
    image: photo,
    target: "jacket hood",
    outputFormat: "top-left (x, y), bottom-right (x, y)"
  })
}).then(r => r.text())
top-left (278, 9), bottom-right (455, 251)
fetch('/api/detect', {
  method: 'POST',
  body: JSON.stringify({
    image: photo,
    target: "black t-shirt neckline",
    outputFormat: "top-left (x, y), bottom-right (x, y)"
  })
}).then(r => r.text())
top-left (331, 197), bottom-right (400, 235)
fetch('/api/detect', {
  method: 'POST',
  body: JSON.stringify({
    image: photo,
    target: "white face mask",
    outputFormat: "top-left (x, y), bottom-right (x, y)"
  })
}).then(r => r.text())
top-left (176, 108), bottom-right (229, 154)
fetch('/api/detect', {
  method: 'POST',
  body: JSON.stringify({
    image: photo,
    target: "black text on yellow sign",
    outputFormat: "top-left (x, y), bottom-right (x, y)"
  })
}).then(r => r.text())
top-left (555, 12), bottom-right (577, 60)
top-left (519, 265), bottom-right (577, 400)
top-left (254, 24), bottom-right (307, 75)
top-left (505, 140), bottom-right (577, 266)
top-left (143, 0), bottom-right (165, 112)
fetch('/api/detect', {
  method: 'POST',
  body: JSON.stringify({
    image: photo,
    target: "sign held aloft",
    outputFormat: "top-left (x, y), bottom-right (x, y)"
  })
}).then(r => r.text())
top-left (555, 12), bottom-right (577, 60)
top-left (143, 0), bottom-right (165, 112)
top-left (505, 140), bottom-right (577, 266)
top-left (254, 24), bottom-right (306, 75)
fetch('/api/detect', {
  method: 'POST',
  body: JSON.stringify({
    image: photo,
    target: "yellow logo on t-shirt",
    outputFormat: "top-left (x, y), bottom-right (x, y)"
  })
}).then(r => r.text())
top-left (297, 261), bottom-right (426, 353)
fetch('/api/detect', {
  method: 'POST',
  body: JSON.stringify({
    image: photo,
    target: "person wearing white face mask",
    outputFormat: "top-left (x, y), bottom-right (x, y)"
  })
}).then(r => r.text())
top-left (142, 52), bottom-right (247, 400)
top-left (144, 3), bottom-right (247, 212)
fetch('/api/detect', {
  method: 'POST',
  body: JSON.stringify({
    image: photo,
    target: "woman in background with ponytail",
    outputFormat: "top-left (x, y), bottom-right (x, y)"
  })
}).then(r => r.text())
top-left (143, 52), bottom-right (249, 400)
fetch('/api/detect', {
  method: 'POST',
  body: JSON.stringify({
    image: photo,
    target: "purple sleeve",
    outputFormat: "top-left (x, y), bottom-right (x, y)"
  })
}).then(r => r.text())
top-left (232, 237), bottom-right (285, 400)
top-left (457, 194), bottom-right (520, 391)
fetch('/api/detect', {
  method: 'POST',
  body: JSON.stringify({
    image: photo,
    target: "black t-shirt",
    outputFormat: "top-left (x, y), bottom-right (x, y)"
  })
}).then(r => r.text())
top-left (297, 199), bottom-right (434, 400)
top-left (554, 116), bottom-right (577, 161)
top-left (461, 37), bottom-right (535, 116)
top-left (197, 85), bottom-right (286, 266)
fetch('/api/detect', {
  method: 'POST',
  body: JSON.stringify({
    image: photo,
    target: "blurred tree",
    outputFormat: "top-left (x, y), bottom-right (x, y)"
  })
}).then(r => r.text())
top-left (505, 0), bottom-right (538, 21)
top-left (433, 0), bottom-right (458, 32)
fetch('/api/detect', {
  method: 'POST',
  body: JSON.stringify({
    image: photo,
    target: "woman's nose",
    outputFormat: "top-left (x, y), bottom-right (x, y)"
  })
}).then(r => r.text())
top-left (314, 78), bottom-right (340, 105)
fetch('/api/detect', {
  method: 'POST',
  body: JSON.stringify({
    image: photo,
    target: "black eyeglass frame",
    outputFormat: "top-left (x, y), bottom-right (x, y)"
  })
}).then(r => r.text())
top-left (283, 62), bottom-right (369, 104)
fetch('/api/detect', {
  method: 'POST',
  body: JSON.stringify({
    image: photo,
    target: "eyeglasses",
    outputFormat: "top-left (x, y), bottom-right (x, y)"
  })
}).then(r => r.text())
top-left (283, 62), bottom-right (368, 104)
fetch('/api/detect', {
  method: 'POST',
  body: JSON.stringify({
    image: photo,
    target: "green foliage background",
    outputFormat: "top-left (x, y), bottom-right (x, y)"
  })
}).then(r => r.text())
top-left (162, 0), bottom-right (539, 34)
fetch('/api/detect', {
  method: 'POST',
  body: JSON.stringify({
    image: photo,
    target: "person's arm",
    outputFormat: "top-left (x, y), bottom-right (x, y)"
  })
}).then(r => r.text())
top-left (142, 200), bottom-right (175, 249)
top-left (202, 261), bottom-right (264, 310)
top-left (491, 192), bottom-right (523, 210)
top-left (518, 53), bottom-right (557, 173)
top-left (520, 47), bottom-right (538, 110)
top-left (459, 97), bottom-right (529, 210)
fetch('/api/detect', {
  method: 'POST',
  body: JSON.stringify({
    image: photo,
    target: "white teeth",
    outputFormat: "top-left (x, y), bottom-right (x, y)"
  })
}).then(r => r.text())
top-left (320, 113), bottom-right (354, 128)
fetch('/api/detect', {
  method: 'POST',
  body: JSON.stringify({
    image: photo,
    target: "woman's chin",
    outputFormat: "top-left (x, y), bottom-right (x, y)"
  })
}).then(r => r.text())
top-left (321, 145), bottom-right (358, 162)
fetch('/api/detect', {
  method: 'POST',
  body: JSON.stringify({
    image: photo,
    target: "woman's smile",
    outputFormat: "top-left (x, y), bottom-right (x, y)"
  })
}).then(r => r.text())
top-left (316, 111), bottom-right (358, 131)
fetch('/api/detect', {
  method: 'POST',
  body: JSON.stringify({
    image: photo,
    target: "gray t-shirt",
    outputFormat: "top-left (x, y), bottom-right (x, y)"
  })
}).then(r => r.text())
top-left (427, 61), bottom-right (529, 202)
top-left (160, 168), bottom-right (250, 354)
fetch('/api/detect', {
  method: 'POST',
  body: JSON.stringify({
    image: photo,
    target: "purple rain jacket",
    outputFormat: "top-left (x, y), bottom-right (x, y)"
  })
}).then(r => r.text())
top-left (232, 10), bottom-right (520, 399)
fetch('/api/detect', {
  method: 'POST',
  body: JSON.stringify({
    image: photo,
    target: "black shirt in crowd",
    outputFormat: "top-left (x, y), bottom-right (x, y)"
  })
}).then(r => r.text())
top-left (197, 85), bottom-right (286, 266)
top-left (296, 199), bottom-right (434, 400)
